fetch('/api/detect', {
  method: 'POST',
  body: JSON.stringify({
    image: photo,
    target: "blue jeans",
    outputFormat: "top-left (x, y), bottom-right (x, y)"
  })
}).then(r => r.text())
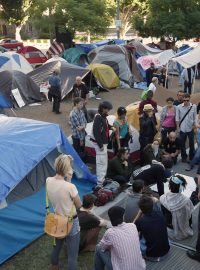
top-left (179, 130), bottom-right (195, 160)
top-left (94, 244), bottom-right (113, 270)
top-left (197, 128), bottom-right (200, 147)
top-left (51, 217), bottom-right (80, 269)
top-left (190, 145), bottom-right (200, 167)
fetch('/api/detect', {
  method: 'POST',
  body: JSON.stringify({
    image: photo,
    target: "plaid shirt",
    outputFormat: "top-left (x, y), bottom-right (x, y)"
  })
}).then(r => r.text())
top-left (69, 108), bottom-right (87, 140)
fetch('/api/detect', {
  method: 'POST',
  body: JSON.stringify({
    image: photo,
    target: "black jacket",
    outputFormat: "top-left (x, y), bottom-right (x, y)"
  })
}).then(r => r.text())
top-left (93, 114), bottom-right (109, 148)
top-left (139, 114), bottom-right (157, 139)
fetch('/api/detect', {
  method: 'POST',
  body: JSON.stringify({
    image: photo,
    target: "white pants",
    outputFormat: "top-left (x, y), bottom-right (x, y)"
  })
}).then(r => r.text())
top-left (93, 144), bottom-right (108, 185)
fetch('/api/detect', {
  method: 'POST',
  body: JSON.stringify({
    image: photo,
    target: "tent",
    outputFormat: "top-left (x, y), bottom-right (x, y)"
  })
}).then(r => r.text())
top-left (137, 49), bottom-right (175, 70)
top-left (128, 40), bottom-right (162, 58)
top-left (17, 46), bottom-right (47, 67)
top-left (0, 52), bottom-right (33, 74)
top-left (0, 70), bottom-right (43, 108)
top-left (0, 116), bottom-right (96, 264)
top-left (61, 47), bottom-right (89, 66)
top-left (75, 43), bottom-right (97, 54)
top-left (88, 63), bottom-right (120, 89)
top-left (29, 60), bottom-right (90, 99)
top-left (88, 45), bottom-right (142, 85)
top-left (172, 44), bottom-right (200, 68)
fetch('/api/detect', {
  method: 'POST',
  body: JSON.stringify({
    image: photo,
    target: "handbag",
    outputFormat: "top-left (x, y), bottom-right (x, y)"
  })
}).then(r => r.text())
top-left (44, 185), bottom-right (74, 238)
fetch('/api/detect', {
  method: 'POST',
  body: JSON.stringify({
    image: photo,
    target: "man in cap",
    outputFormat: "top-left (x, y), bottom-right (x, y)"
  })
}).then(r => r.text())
top-left (94, 206), bottom-right (146, 270)
top-left (91, 101), bottom-right (113, 185)
top-left (48, 69), bottom-right (61, 114)
top-left (139, 103), bottom-right (157, 153)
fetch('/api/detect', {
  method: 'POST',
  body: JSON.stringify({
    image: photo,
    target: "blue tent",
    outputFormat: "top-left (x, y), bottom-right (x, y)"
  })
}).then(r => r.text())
top-left (75, 44), bottom-right (97, 54)
top-left (0, 116), bottom-right (97, 264)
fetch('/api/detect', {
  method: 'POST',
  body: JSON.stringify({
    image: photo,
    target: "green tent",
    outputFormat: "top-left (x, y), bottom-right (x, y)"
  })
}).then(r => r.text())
top-left (61, 47), bottom-right (88, 66)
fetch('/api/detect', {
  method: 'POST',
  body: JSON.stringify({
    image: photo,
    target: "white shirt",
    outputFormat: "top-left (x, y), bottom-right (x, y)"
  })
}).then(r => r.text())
top-left (148, 82), bottom-right (157, 93)
top-left (176, 103), bottom-right (197, 132)
top-left (46, 177), bottom-right (78, 216)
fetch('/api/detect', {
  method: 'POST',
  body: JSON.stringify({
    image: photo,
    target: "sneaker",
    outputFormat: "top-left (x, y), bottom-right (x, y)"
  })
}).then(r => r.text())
top-left (186, 250), bottom-right (200, 262)
top-left (185, 166), bottom-right (193, 171)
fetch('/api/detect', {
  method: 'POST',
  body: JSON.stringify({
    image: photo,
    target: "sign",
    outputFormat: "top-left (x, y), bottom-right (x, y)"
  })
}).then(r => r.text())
top-left (11, 88), bottom-right (25, 108)
top-left (40, 82), bottom-right (49, 93)
top-left (115, 20), bottom-right (121, 27)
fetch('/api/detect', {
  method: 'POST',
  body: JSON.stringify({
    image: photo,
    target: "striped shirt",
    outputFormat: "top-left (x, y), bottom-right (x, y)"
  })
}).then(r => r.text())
top-left (99, 222), bottom-right (146, 270)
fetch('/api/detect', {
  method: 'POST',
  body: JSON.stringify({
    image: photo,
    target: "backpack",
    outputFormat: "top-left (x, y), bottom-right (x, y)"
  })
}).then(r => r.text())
top-left (93, 187), bottom-right (113, 206)
top-left (103, 180), bottom-right (120, 198)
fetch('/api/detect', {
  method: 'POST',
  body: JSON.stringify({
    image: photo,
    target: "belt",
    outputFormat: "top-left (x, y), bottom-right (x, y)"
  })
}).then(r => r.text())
top-left (73, 214), bottom-right (78, 219)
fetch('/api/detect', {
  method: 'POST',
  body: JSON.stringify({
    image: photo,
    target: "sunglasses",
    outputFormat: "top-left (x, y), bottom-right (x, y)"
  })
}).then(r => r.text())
top-left (183, 99), bottom-right (190, 102)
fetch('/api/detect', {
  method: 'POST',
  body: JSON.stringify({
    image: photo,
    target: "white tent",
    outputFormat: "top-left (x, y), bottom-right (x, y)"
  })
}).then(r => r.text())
top-left (137, 49), bottom-right (175, 70)
top-left (0, 52), bottom-right (33, 74)
top-left (172, 44), bottom-right (200, 68)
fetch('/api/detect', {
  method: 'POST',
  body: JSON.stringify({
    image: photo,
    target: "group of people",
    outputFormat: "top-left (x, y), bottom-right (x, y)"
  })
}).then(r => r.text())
top-left (46, 154), bottom-right (200, 270)
top-left (45, 69), bottom-right (200, 269)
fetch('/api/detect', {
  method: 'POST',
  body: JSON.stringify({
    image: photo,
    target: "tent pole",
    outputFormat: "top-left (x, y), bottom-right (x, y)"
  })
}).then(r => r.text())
top-left (165, 62), bottom-right (169, 88)
top-left (192, 65), bottom-right (197, 94)
top-left (10, 108), bottom-right (17, 116)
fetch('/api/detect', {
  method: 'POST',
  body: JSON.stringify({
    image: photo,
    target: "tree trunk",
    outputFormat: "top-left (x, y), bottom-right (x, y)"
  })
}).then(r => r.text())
top-left (15, 25), bottom-right (22, 41)
top-left (87, 31), bottom-right (91, 43)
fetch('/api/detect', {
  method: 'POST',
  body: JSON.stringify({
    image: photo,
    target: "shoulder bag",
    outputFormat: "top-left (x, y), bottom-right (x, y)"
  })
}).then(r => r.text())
top-left (179, 105), bottom-right (193, 128)
top-left (44, 185), bottom-right (74, 238)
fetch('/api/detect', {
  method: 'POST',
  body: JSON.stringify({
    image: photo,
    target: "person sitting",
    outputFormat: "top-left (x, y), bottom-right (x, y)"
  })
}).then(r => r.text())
top-left (133, 158), bottom-right (173, 196)
top-left (124, 180), bottom-right (161, 223)
top-left (160, 175), bottom-right (194, 240)
top-left (78, 194), bottom-right (108, 252)
top-left (113, 107), bottom-right (131, 154)
top-left (143, 138), bottom-right (163, 165)
top-left (139, 103), bottom-right (157, 152)
top-left (93, 206), bottom-right (146, 270)
top-left (135, 196), bottom-right (170, 262)
top-left (162, 131), bottom-right (181, 165)
top-left (106, 148), bottom-right (133, 185)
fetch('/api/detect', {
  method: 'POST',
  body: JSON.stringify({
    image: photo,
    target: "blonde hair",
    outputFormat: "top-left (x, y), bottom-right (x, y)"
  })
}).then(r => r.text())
top-left (54, 154), bottom-right (73, 176)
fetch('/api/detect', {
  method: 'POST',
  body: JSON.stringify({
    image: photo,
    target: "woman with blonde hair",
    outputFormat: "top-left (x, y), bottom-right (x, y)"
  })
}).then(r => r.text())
top-left (46, 154), bottom-right (82, 270)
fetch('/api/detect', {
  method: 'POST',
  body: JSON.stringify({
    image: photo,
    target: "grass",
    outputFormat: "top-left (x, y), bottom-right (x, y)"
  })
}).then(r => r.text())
top-left (1, 229), bottom-right (106, 270)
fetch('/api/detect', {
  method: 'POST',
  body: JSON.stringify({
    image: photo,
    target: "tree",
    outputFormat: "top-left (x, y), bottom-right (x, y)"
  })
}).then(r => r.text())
top-left (31, 0), bottom-right (111, 41)
top-left (107, 0), bottom-right (148, 38)
top-left (0, 0), bottom-right (34, 40)
top-left (133, 0), bottom-right (200, 41)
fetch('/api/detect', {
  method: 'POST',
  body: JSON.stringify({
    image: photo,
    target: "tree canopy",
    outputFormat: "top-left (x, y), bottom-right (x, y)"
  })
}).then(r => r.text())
top-left (133, 0), bottom-right (200, 41)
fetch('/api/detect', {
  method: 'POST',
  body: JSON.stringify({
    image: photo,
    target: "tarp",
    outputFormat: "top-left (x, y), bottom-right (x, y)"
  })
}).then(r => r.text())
top-left (172, 44), bottom-right (200, 68)
top-left (0, 70), bottom-right (43, 108)
top-left (88, 63), bottom-right (120, 89)
top-left (0, 52), bottom-right (33, 73)
top-left (89, 45), bottom-right (142, 84)
top-left (129, 40), bottom-right (162, 57)
top-left (29, 60), bottom-right (90, 99)
top-left (61, 47), bottom-right (88, 66)
top-left (137, 49), bottom-right (175, 70)
top-left (75, 43), bottom-right (97, 54)
top-left (0, 116), bottom-right (96, 264)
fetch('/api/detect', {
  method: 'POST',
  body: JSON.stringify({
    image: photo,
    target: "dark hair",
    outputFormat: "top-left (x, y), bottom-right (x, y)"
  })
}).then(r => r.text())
top-left (108, 206), bottom-right (125, 226)
top-left (117, 147), bottom-right (129, 158)
top-left (82, 194), bottom-right (97, 209)
top-left (117, 106), bottom-right (127, 116)
top-left (138, 195), bottom-right (153, 214)
top-left (162, 157), bottom-right (173, 169)
top-left (177, 90), bottom-right (184, 94)
top-left (73, 97), bottom-right (83, 106)
top-left (166, 97), bottom-right (174, 103)
top-left (132, 179), bottom-right (144, 193)
top-left (169, 174), bottom-right (187, 193)
top-left (184, 93), bottom-right (190, 99)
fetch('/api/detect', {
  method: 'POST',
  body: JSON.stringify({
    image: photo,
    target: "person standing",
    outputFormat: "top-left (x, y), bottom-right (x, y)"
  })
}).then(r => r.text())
top-left (93, 206), bottom-right (146, 270)
top-left (48, 69), bottom-right (62, 114)
top-left (46, 154), bottom-right (82, 270)
top-left (160, 97), bottom-right (177, 144)
top-left (138, 90), bottom-right (158, 116)
top-left (146, 62), bottom-right (156, 87)
top-left (139, 104), bottom-right (157, 152)
top-left (187, 175), bottom-right (200, 262)
top-left (181, 68), bottom-right (195, 94)
top-left (72, 76), bottom-right (89, 121)
top-left (69, 97), bottom-right (87, 159)
top-left (176, 93), bottom-right (197, 162)
top-left (91, 101), bottom-right (113, 185)
top-left (173, 90), bottom-right (184, 106)
top-left (148, 77), bottom-right (158, 94)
